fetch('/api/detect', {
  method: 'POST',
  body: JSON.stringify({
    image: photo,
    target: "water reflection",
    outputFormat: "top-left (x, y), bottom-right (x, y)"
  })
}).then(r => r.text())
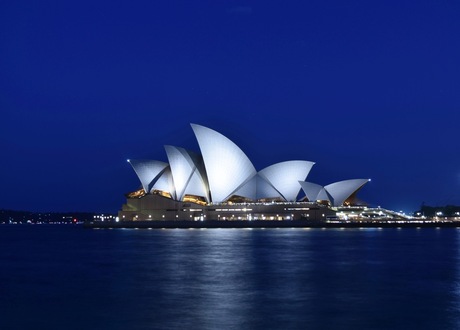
top-left (111, 228), bottom-right (460, 329)
top-left (0, 227), bottom-right (459, 329)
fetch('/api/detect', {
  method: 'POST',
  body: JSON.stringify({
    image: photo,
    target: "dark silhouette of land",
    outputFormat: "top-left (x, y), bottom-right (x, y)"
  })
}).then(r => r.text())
top-left (3, 204), bottom-right (460, 227)
top-left (414, 204), bottom-right (460, 217)
top-left (0, 209), bottom-right (114, 224)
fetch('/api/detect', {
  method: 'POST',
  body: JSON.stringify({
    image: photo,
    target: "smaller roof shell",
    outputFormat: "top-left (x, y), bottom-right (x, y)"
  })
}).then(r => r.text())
top-left (128, 159), bottom-right (169, 194)
top-left (164, 145), bottom-right (210, 202)
top-left (259, 161), bottom-right (315, 201)
top-left (324, 179), bottom-right (370, 207)
top-left (298, 181), bottom-right (327, 202)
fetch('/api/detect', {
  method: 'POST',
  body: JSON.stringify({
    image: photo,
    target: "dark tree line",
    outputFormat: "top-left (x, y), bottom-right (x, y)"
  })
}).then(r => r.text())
top-left (415, 204), bottom-right (460, 217)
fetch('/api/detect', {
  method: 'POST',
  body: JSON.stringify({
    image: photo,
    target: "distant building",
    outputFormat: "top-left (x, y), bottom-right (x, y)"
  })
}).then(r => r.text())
top-left (118, 124), bottom-right (370, 221)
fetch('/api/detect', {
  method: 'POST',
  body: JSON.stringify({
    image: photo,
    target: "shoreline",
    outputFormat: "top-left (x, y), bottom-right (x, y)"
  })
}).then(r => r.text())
top-left (83, 219), bottom-right (460, 229)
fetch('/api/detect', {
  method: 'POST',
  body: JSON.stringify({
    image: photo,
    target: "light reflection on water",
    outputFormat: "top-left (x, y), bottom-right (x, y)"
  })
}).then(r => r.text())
top-left (0, 226), bottom-right (459, 329)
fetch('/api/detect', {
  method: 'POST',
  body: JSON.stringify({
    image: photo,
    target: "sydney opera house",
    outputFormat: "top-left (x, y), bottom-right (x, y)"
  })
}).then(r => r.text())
top-left (118, 124), bottom-right (371, 222)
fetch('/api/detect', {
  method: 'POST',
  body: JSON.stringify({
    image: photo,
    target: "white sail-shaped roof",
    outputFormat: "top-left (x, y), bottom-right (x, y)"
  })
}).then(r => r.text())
top-left (151, 166), bottom-right (175, 196)
top-left (232, 173), bottom-right (296, 201)
top-left (164, 145), bottom-right (209, 201)
top-left (231, 175), bottom-right (257, 200)
top-left (128, 159), bottom-right (169, 194)
top-left (298, 181), bottom-right (325, 202)
top-left (258, 161), bottom-right (315, 201)
top-left (256, 175), bottom-right (282, 200)
top-left (324, 179), bottom-right (370, 207)
top-left (191, 124), bottom-right (257, 203)
top-left (127, 125), bottom-right (372, 207)
top-left (317, 187), bottom-right (331, 201)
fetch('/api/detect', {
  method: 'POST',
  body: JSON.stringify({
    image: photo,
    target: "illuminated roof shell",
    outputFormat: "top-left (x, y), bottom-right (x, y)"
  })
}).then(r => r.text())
top-left (127, 125), bottom-right (372, 206)
top-left (151, 166), bottom-right (175, 196)
top-left (299, 181), bottom-right (330, 202)
top-left (191, 124), bottom-right (257, 203)
top-left (128, 159), bottom-right (169, 194)
top-left (324, 179), bottom-right (370, 207)
top-left (231, 175), bottom-right (258, 200)
top-left (258, 161), bottom-right (315, 201)
top-left (255, 175), bottom-right (280, 200)
top-left (164, 145), bottom-right (210, 202)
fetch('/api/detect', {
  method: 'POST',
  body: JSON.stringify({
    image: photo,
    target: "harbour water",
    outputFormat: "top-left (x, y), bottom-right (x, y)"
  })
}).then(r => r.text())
top-left (1, 226), bottom-right (460, 329)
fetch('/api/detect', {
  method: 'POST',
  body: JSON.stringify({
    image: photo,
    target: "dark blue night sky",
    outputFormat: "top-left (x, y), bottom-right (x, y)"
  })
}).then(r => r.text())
top-left (1, 0), bottom-right (459, 213)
